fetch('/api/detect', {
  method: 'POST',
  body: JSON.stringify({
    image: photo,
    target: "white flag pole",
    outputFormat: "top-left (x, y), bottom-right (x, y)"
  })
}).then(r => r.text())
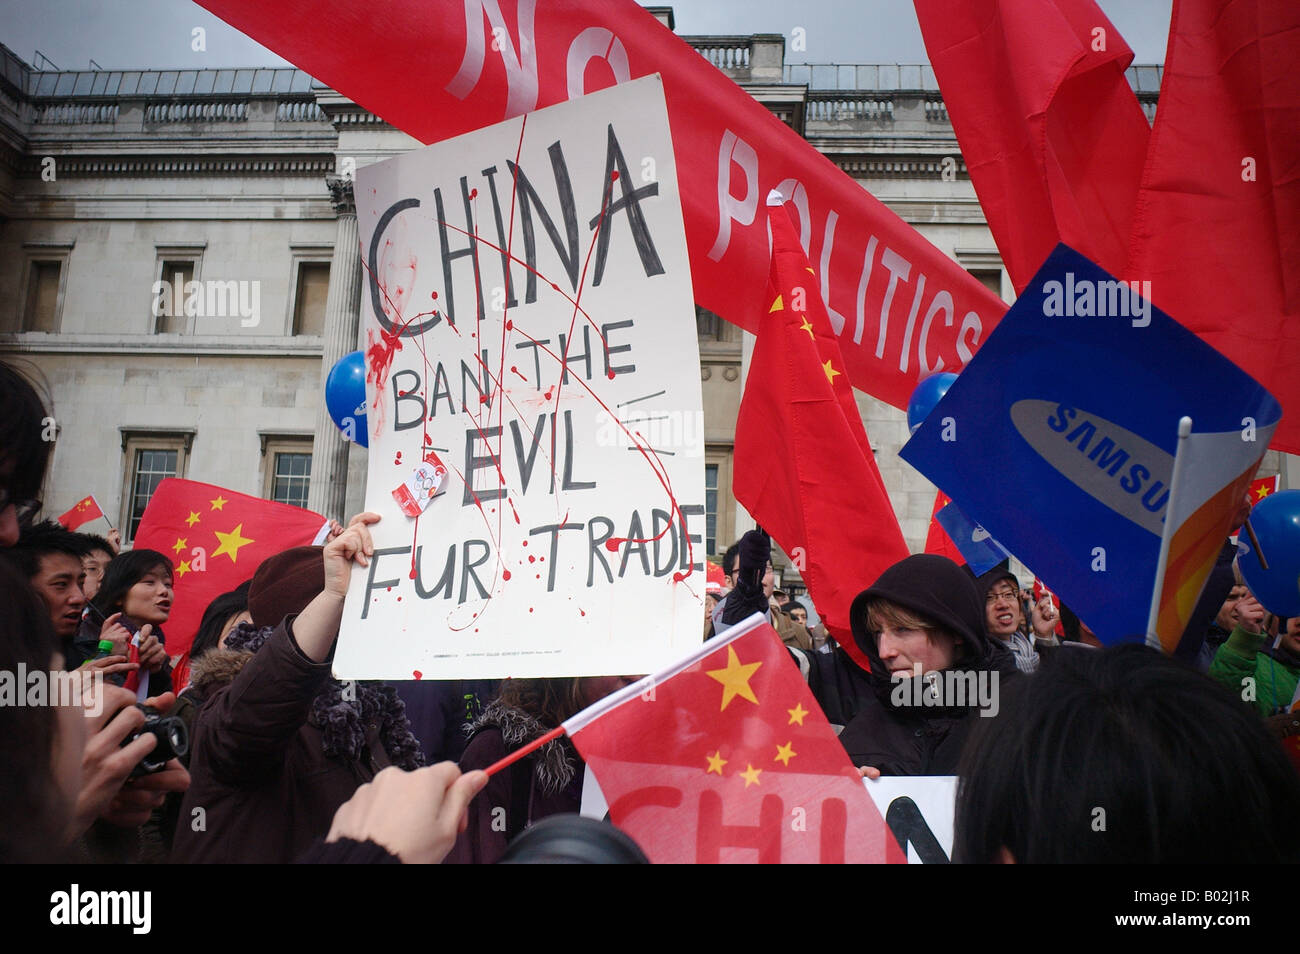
top-left (1145, 416), bottom-right (1194, 649)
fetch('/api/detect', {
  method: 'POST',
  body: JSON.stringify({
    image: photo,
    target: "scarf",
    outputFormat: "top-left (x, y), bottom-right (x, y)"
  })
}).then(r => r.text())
top-left (224, 621), bottom-right (424, 771)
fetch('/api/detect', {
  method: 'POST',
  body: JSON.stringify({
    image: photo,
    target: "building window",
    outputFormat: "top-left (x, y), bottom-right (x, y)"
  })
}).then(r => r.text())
top-left (696, 306), bottom-right (720, 340)
top-left (23, 260), bottom-right (63, 332)
top-left (703, 445), bottom-right (734, 561)
top-left (153, 251), bottom-right (202, 334)
top-left (261, 437), bottom-right (313, 507)
top-left (968, 268), bottom-right (1003, 298)
top-left (705, 463), bottom-right (719, 556)
top-left (271, 451), bottom-right (311, 508)
top-left (292, 262), bottom-right (331, 335)
top-left (120, 430), bottom-right (193, 542)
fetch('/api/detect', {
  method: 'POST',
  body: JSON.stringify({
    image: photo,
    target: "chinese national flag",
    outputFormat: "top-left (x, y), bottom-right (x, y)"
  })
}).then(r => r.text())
top-left (1125, 0), bottom-right (1300, 453)
top-left (924, 491), bottom-right (964, 564)
top-left (1234, 476), bottom-right (1279, 534)
top-left (732, 196), bottom-right (909, 673)
top-left (1248, 475), bottom-right (1279, 505)
top-left (914, 0), bottom-right (1151, 292)
top-left (132, 479), bottom-right (330, 667)
top-left (564, 615), bottom-right (905, 863)
top-left (57, 495), bottom-right (105, 532)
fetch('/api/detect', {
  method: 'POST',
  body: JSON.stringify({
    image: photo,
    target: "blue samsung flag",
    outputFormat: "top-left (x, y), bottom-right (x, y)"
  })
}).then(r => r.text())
top-left (901, 245), bottom-right (1281, 644)
top-left (933, 501), bottom-right (1011, 576)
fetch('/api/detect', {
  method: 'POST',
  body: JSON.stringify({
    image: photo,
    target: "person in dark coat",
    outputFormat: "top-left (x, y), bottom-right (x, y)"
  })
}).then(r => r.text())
top-left (444, 675), bottom-right (632, 865)
top-left (171, 517), bottom-right (424, 864)
top-left (837, 554), bottom-right (1019, 776)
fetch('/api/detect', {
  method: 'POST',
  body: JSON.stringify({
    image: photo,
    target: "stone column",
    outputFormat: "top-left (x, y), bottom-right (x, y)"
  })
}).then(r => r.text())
top-left (308, 176), bottom-right (362, 519)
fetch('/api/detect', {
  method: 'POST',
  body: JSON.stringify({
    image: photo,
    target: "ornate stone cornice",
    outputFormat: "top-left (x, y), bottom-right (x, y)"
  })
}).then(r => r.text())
top-left (13, 154), bottom-right (336, 178)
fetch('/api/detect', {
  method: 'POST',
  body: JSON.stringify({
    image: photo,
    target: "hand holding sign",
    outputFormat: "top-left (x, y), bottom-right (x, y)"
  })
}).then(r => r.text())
top-left (325, 513), bottom-right (380, 597)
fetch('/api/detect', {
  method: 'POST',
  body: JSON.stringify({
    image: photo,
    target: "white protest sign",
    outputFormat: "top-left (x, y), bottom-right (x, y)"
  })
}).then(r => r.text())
top-left (864, 775), bottom-right (957, 864)
top-left (337, 76), bottom-right (705, 680)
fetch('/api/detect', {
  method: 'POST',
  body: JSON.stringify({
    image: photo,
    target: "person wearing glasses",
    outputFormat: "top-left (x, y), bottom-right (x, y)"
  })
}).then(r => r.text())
top-left (972, 566), bottom-right (1041, 674)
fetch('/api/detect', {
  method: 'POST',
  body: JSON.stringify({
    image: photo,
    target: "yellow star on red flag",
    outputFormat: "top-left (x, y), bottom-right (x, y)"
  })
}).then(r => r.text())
top-left (171, 537), bottom-right (187, 555)
top-left (210, 495), bottom-right (228, 511)
top-left (175, 559), bottom-right (192, 579)
top-left (212, 523), bottom-right (255, 563)
top-left (774, 741), bottom-right (797, 767)
top-left (1257, 484), bottom-right (1272, 500)
top-left (769, 294), bottom-right (783, 312)
top-left (799, 316), bottom-right (815, 341)
top-left (185, 511), bottom-right (201, 528)
top-left (706, 645), bottom-right (762, 711)
top-left (787, 702), bottom-right (808, 726)
top-left (739, 764), bottom-right (762, 787)
top-left (822, 360), bottom-right (841, 386)
top-left (705, 750), bottom-right (727, 775)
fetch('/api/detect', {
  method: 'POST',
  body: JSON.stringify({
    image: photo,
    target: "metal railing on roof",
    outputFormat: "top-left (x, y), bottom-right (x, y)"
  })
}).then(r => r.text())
top-left (23, 66), bottom-right (318, 99)
top-left (783, 61), bottom-right (1162, 94)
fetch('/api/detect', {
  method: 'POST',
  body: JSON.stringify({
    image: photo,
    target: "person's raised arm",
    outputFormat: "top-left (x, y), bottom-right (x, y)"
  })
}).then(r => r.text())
top-left (291, 512), bottom-right (379, 662)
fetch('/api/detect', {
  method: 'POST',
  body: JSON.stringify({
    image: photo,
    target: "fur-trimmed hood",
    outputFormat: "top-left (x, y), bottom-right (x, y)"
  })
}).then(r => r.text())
top-left (187, 646), bottom-right (255, 701)
top-left (464, 698), bottom-right (577, 795)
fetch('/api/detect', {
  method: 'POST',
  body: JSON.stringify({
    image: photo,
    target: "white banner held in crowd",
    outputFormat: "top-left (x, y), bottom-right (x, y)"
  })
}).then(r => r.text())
top-left (336, 76), bottom-right (705, 680)
top-left (864, 776), bottom-right (957, 864)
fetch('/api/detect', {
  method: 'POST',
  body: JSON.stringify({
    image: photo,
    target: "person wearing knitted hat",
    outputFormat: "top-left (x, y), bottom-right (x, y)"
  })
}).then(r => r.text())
top-left (838, 554), bottom-right (1020, 777)
top-left (172, 514), bottom-right (437, 863)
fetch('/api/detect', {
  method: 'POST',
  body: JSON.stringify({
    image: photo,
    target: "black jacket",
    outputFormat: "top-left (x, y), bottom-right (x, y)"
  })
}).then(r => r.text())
top-left (835, 554), bottom-right (1019, 775)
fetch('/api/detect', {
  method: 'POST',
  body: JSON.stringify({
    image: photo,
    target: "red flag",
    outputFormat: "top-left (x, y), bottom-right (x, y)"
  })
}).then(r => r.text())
top-left (914, 0), bottom-right (1151, 291)
top-left (1125, 0), bottom-right (1300, 454)
top-left (195, 0), bottom-right (1004, 412)
top-left (923, 490), bottom-right (964, 564)
top-left (564, 615), bottom-right (904, 863)
top-left (132, 479), bottom-right (329, 670)
top-left (1247, 475), bottom-right (1279, 506)
top-left (732, 197), bottom-right (910, 673)
top-left (1233, 475), bottom-right (1279, 534)
top-left (705, 560), bottom-right (726, 594)
top-left (57, 494), bottom-right (105, 532)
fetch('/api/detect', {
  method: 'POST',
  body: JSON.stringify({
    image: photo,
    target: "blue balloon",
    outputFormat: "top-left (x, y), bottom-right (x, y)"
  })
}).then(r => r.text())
top-left (906, 372), bottom-right (959, 434)
top-left (1237, 489), bottom-right (1300, 618)
top-left (325, 350), bottom-right (369, 448)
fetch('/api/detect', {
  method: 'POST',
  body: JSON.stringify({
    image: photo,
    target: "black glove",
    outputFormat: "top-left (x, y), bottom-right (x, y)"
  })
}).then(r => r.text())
top-left (721, 529), bottom-right (770, 626)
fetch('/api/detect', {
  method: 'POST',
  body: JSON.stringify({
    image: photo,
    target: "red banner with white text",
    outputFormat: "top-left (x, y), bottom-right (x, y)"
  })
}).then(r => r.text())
top-left (197, 0), bottom-right (1007, 410)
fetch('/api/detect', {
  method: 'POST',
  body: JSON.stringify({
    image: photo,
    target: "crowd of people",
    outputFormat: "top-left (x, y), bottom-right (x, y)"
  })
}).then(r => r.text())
top-left (3, 356), bottom-right (1298, 864)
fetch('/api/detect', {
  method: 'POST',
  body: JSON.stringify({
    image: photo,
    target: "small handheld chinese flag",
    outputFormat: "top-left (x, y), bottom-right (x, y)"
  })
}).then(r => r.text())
top-left (562, 614), bottom-right (905, 864)
top-left (57, 495), bottom-right (105, 532)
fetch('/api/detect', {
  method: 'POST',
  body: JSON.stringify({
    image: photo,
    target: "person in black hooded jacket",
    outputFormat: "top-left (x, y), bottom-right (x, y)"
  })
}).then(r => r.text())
top-left (837, 554), bottom-right (1019, 776)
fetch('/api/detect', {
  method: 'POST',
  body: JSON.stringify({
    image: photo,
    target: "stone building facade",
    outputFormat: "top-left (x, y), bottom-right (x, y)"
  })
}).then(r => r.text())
top-left (3, 14), bottom-right (1239, 596)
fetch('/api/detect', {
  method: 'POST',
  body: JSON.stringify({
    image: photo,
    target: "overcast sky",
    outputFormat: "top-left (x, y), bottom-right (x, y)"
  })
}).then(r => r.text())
top-left (1, 0), bottom-right (1172, 73)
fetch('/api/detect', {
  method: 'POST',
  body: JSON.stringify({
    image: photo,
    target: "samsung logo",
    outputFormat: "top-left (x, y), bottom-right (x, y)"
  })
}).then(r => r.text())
top-left (1010, 400), bottom-right (1174, 536)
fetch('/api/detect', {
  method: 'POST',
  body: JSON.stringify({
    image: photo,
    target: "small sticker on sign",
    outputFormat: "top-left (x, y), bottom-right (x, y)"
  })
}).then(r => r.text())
top-left (393, 456), bottom-right (447, 517)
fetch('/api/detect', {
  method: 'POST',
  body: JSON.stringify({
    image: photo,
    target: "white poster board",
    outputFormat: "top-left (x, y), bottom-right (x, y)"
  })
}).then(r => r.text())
top-left (337, 76), bottom-right (704, 679)
top-left (864, 776), bottom-right (957, 864)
